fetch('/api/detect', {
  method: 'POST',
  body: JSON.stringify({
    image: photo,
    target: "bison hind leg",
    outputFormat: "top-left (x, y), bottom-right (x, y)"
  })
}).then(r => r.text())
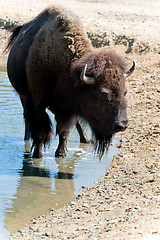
top-left (19, 93), bottom-right (31, 141)
top-left (19, 93), bottom-right (32, 155)
top-left (31, 111), bottom-right (52, 158)
top-left (25, 94), bottom-right (52, 158)
top-left (24, 120), bottom-right (31, 141)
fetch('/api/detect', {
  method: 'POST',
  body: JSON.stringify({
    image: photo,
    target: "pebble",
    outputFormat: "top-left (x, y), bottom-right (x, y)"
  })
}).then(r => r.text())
top-left (82, 203), bottom-right (89, 208)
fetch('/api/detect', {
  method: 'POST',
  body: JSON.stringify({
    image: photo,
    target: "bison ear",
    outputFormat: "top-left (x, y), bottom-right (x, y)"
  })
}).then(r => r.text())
top-left (80, 64), bottom-right (96, 85)
top-left (124, 61), bottom-right (135, 79)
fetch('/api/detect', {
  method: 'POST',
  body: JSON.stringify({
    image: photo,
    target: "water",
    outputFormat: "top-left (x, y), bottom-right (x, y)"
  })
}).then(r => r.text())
top-left (0, 72), bottom-right (118, 239)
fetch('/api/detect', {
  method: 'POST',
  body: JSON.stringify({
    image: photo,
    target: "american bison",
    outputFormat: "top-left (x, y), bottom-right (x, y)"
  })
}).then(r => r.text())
top-left (6, 5), bottom-right (135, 159)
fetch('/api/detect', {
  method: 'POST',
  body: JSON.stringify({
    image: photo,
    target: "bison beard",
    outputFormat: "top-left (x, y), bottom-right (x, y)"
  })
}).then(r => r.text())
top-left (92, 129), bottom-right (113, 160)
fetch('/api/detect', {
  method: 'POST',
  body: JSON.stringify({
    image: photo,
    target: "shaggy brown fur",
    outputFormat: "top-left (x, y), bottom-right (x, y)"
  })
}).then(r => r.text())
top-left (6, 5), bottom-right (134, 158)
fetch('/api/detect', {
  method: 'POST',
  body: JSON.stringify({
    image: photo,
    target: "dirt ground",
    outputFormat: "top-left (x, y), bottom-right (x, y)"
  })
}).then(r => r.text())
top-left (0, 0), bottom-right (160, 239)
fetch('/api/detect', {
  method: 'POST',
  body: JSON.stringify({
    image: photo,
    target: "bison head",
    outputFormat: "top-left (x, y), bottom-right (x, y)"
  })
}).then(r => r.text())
top-left (72, 50), bottom-right (135, 158)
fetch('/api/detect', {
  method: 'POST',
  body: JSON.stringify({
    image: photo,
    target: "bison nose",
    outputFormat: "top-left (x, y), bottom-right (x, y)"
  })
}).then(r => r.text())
top-left (113, 120), bottom-right (129, 132)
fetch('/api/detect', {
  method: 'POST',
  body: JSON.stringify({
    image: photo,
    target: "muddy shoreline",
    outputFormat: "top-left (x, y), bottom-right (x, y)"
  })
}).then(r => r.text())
top-left (0, 0), bottom-right (159, 239)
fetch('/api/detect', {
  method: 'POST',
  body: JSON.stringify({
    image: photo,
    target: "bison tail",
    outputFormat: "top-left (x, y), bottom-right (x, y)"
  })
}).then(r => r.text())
top-left (3, 25), bottom-right (22, 53)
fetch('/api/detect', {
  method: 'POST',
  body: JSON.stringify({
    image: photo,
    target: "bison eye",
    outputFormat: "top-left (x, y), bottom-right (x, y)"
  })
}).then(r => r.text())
top-left (97, 88), bottom-right (110, 100)
top-left (124, 88), bottom-right (128, 96)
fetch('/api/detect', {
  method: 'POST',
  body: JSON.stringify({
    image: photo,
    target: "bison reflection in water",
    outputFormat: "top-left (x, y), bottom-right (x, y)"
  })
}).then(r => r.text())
top-left (6, 5), bottom-right (135, 159)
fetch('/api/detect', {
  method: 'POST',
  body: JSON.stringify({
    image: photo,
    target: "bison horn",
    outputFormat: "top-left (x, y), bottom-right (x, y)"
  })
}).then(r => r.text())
top-left (124, 61), bottom-right (135, 78)
top-left (80, 64), bottom-right (96, 84)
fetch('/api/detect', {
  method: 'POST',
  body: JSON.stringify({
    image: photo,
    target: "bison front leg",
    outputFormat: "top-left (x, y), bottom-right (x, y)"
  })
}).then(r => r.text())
top-left (55, 113), bottom-right (77, 158)
top-left (76, 121), bottom-right (91, 144)
top-left (55, 130), bottom-right (69, 158)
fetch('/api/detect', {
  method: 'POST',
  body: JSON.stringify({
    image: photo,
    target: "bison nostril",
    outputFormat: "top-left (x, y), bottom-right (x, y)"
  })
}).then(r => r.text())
top-left (113, 121), bottom-right (129, 132)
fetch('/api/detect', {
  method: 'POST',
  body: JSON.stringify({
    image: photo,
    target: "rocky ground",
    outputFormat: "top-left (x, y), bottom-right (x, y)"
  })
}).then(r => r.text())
top-left (0, 0), bottom-right (160, 239)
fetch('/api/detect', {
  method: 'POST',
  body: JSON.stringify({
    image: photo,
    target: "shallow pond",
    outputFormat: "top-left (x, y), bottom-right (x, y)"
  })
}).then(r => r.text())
top-left (0, 72), bottom-right (118, 239)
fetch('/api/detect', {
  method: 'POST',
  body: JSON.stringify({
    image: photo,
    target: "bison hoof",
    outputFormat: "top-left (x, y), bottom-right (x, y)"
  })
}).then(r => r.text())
top-left (32, 149), bottom-right (43, 158)
top-left (55, 149), bottom-right (66, 158)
